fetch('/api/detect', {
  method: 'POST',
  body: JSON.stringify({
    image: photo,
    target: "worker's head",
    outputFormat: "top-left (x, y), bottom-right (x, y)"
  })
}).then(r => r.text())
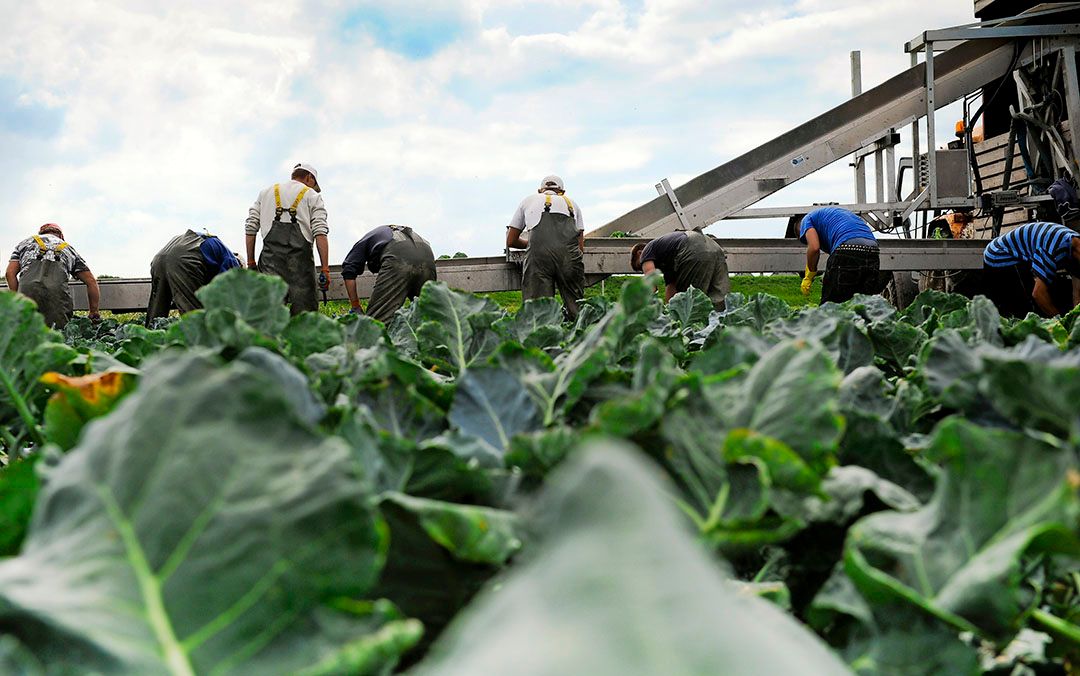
top-left (538, 175), bottom-right (565, 194)
top-left (292, 163), bottom-right (321, 193)
top-left (630, 243), bottom-right (646, 272)
top-left (38, 223), bottom-right (64, 240)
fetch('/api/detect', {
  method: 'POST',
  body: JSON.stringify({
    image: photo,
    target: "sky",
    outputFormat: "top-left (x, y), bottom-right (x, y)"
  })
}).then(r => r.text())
top-left (1, 0), bottom-right (980, 277)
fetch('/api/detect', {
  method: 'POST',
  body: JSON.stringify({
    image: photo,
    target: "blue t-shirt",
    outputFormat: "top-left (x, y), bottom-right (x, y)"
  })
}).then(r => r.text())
top-left (799, 207), bottom-right (876, 254)
top-left (984, 222), bottom-right (1077, 283)
top-left (199, 236), bottom-right (240, 276)
top-left (341, 226), bottom-right (395, 280)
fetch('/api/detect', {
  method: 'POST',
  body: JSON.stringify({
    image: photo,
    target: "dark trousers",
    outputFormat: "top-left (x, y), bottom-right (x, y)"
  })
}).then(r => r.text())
top-left (983, 263), bottom-right (1035, 319)
top-left (821, 246), bottom-right (884, 303)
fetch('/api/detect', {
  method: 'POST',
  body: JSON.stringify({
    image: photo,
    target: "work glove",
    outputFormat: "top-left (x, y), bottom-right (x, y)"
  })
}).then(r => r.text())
top-left (318, 270), bottom-right (330, 292)
top-left (800, 266), bottom-right (817, 296)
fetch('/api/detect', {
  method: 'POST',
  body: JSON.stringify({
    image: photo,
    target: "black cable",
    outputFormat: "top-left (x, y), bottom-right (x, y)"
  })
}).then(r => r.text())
top-left (966, 40), bottom-right (1026, 197)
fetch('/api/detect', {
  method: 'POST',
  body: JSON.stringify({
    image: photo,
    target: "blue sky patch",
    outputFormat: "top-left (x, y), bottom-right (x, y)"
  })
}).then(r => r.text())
top-left (340, 6), bottom-right (467, 59)
top-left (0, 77), bottom-right (64, 139)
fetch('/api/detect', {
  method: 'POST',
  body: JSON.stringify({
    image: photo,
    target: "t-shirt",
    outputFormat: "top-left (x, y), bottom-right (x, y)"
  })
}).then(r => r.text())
top-left (198, 235), bottom-right (241, 276)
top-left (984, 222), bottom-right (1078, 283)
top-left (639, 232), bottom-right (688, 285)
top-left (799, 207), bottom-right (876, 253)
top-left (341, 226), bottom-right (395, 279)
top-left (244, 179), bottom-right (329, 244)
top-left (10, 234), bottom-right (90, 280)
top-left (507, 191), bottom-right (584, 234)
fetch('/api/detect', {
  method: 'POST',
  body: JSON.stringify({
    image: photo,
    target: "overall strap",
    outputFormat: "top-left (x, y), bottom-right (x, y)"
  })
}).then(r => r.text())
top-left (290, 187), bottom-right (309, 217)
top-left (273, 184), bottom-right (284, 219)
top-left (543, 194), bottom-right (574, 217)
top-left (32, 236), bottom-right (68, 255)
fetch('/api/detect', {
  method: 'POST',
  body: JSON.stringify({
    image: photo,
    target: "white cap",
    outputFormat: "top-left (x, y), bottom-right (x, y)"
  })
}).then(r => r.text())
top-left (539, 175), bottom-right (564, 192)
top-left (293, 163), bottom-right (321, 192)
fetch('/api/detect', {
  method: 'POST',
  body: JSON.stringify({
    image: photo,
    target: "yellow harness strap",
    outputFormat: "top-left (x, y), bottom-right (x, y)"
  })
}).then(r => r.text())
top-left (543, 194), bottom-right (574, 217)
top-left (274, 184), bottom-right (282, 210)
top-left (291, 187), bottom-right (309, 211)
top-left (31, 235), bottom-right (67, 256)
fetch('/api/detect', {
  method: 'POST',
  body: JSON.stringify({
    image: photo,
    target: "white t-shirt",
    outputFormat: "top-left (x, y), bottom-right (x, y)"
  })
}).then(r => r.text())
top-left (507, 191), bottom-right (585, 234)
top-left (244, 179), bottom-right (328, 244)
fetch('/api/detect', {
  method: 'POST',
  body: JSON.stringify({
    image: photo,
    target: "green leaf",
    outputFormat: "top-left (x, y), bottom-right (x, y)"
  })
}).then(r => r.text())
top-left (282, 312), bottom-right (346, 359)
top-left (0, 351), bottom-right (391, 674)
top-left (449, 367), bottom-right (541, 456)
top-left (0, 456), bottom-right (42, 556)
top-left (667, 287), bottom-right (713, 329)
top-left (414, 283), bottom-right (504, 375)
top-left (40, 370), bottom-right (138, 451)
top-left (0, 292), bottom-right (77, 452)
top-left (845, 417), bottom-right (1080, 640)
top-left (493, 297), bottom-right (566, 349)
top-left (720, 292), bottom-right (793, 332)
top-left (414, 441), bottom-right (852, 675)
top-left (195, 268), bottom-right (290, 335)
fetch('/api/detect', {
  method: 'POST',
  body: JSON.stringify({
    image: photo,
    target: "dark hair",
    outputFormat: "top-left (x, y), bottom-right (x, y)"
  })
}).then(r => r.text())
top-left (784, 215), bottom-right (803, 239)
top-left (291, 167), bottom-right (312, 182)
top-left (630, 243), bottom-right (646, 272)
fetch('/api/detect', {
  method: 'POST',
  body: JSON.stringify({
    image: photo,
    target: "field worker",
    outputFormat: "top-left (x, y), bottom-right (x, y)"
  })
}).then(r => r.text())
top-left (6, 224), bottom-right (99, 328)
top-left (630, 231), bottom-right (730, 310)
top-left (341, 224), bottom-right (437, 323)
top-left (506, 175), bottom-right (585, 319)
top-left (145, 229), bottom-right (241, 323)
top-left (798, 206), bottom-right (883, 303)
top-left (983, 221), bottom-right (1080, 318)
top-left (244, 163), bottom-right (330, 315)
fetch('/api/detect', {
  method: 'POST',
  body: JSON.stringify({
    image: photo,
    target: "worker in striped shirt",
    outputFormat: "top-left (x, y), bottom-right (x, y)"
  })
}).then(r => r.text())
top-left (983, 222), bottom-right (1080, 317)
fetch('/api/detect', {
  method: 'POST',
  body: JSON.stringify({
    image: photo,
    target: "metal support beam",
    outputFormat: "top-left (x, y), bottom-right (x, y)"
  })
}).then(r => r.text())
top-left (907, 23), bottom-right (1080, 53)
top-left (1061, 44), bottom-right (1080, 173)
top-left (655, 178), bottom-right (693, 230)
top-left (851, 51), bottom-right (867, 204)
top-left (925, 43), bottom-right (938, 207)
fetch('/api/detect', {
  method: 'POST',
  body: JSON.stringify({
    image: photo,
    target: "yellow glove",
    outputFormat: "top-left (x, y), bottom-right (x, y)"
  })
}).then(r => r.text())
top-left (800, 266), bottom-right (817, 296)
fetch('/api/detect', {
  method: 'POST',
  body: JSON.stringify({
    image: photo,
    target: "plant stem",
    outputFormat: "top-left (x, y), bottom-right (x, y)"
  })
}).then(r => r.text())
top-left (1031, 608), bottom-right (1080, 645)
top-left (0, 369), bottom-right (44, 448)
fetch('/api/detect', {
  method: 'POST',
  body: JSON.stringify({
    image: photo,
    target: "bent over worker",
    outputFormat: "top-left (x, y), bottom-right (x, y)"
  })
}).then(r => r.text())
top-left (341, 225), bottom-right (437, 323)
top-left (6, 224), bottom-right (99, 328)
top-left (799, 206), bottom-right (884, 303)
top-left (245, 163), bottom-right (330, 315)
top-left (630, 231), bottom-right (730, 311)
top-left (145, 229), bottom-right (241, 323)
top-left (983, 221), bottom-right (1080, 318)
top-left (506, 175), bottom-right (585, 319)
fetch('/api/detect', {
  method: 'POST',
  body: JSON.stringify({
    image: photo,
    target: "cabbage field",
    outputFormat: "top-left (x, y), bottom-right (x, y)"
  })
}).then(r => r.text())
top-left (0, 269), bottom-right (1078, 675)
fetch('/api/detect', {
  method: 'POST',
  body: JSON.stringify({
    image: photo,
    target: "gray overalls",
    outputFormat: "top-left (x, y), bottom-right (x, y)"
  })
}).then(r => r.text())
top-left (366, 226), bottom-right (437, 323)
top-left (146, 229), bottom-right (211, 323)
top-left (522, 193), bottom-right (585, 319)
top-left (19, 235), bottom-right (75, 329)
top-left (258, 184), bottom-right (318, 315)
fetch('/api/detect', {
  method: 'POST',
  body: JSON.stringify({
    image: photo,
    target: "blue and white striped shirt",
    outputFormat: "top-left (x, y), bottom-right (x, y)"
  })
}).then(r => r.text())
top-left (984, 222), bottom-right (1077, 283)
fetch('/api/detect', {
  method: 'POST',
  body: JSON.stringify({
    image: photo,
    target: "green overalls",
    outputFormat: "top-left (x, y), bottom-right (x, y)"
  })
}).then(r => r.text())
top-left (366, 226), bottom-right (437, 323)
top-left (146, 230), bottom-right (211, 322)
top-left (522, 193), bottom-right (585, 319)
top-left (258, 184), bottom-right (317, 315)
top-left (19, 235), bottom-right (75, 329)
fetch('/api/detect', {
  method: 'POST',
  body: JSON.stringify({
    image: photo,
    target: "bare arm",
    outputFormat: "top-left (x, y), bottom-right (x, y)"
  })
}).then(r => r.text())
top-left (5, 261), bottom-right (19, 291)
top-left (664, 283), bottom-right (678, 302)
top-left (506, 228), bottom-right (528, 250)
top-left (314, 234), bottom-right (329, 272)
top-left (1032, 277), bottom-right (1060, 317)
top-left (344, 278), bottom-right (361, 310)
top-left (804, 228), bottom-right (821, 272)
top-left (76, 270), bottom-right (100, 318)
top-left (245, 234), bottom-right (257, 268)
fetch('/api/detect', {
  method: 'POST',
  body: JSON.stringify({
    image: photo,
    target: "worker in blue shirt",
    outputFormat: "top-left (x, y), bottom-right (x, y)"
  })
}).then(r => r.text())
top-left (798, 206), bottom-right (885, 303)
top-left (145, 229), bottom-right (241, 323)
top-left (983, 222), bottom-right (1080, 317)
